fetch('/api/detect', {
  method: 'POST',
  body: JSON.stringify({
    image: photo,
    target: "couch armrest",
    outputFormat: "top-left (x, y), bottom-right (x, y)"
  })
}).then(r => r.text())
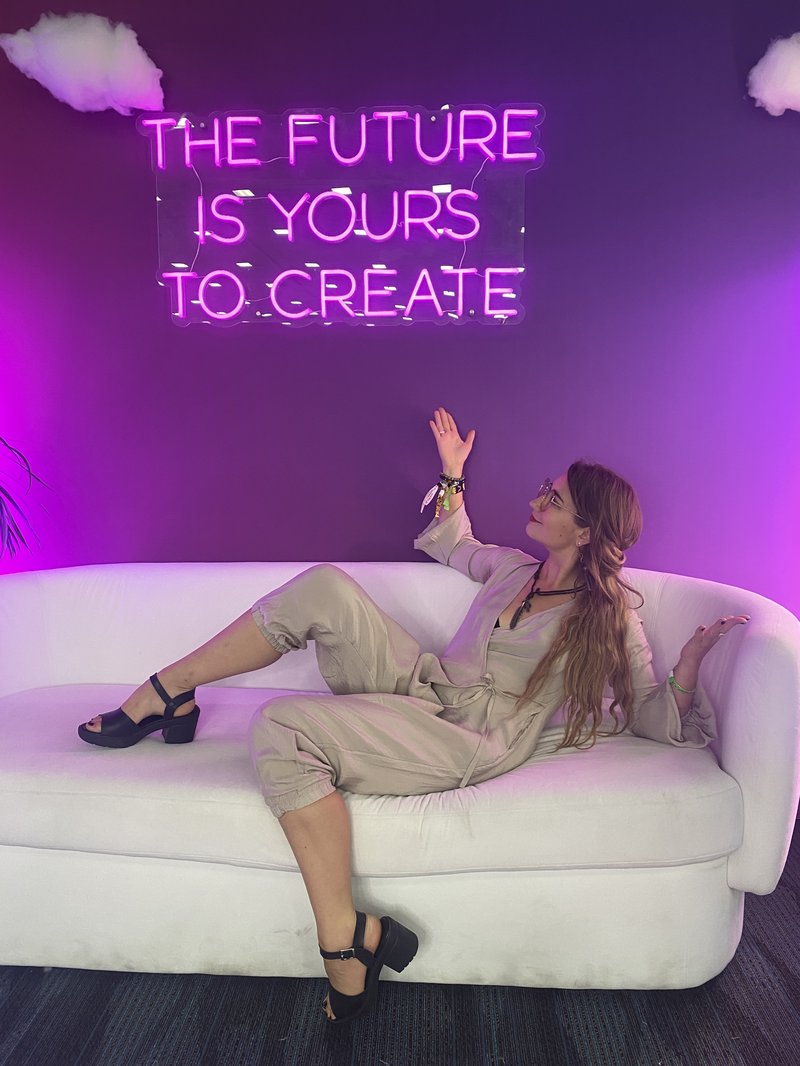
top-left (712, 607), bottom-right (800, 893)
top-left (626, 566), bottom-right (800, 896)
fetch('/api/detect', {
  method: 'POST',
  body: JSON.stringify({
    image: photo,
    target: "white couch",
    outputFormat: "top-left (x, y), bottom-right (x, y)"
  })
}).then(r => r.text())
top-left (1, 559), bottom-right (799, 990)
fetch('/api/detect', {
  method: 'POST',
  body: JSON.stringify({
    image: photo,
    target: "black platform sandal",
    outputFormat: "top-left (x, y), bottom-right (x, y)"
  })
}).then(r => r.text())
top-left (77, 673), bottom-right (200, 748)
top-left (319, 910), bottom-right (419, 1024)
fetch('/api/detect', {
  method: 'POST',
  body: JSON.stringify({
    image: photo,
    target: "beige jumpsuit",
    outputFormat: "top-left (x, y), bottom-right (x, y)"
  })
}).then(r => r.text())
top-left (247, 503), bottom-right (717, 818)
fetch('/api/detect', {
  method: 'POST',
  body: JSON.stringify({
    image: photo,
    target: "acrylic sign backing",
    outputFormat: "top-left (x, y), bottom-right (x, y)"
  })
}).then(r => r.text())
top-left (136, 104), bottom-right (544, 327)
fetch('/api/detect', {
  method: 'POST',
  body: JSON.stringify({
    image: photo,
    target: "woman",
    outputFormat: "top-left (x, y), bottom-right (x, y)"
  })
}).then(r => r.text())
top-left (77, 407), bottom-right (748, 1023)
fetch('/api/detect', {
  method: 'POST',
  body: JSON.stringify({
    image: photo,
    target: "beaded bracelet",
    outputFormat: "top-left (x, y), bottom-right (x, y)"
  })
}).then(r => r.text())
top-left (668, 672), bottom-right (696, 695)
top-left (420, 473), bottom-right (466, 519)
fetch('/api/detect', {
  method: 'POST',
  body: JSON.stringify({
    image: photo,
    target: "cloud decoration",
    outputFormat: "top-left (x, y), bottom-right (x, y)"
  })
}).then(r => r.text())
top-left (747, 32), bottom-right (800, 117)
top-left (0, 12), bottom-right (163, 115)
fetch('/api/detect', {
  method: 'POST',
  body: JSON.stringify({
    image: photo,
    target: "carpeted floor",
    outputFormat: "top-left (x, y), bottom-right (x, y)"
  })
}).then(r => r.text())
top-left (1, 823), bottom-right (798, 1066)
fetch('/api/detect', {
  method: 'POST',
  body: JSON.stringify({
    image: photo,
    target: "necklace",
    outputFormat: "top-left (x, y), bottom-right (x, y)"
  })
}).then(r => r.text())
top-left (509, 560), bottom-right (587, 629)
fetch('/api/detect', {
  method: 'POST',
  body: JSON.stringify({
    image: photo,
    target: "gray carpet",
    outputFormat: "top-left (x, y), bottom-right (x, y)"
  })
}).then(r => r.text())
top-left (1, 824), bottom-right (798, 1066)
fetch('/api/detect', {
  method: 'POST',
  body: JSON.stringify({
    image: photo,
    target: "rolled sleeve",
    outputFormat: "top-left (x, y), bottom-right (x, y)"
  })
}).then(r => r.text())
top-left (413, 503), bottom-right (507, 584)
top-left (625, 611), bottom-right (718, 748)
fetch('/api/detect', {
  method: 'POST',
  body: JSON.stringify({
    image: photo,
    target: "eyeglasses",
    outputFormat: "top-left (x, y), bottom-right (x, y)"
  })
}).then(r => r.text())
top-left (535, 478), bottom-right (587, 525)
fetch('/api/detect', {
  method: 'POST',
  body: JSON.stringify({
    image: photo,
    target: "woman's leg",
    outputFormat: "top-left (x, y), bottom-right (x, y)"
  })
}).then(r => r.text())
top-left (87, 560), bottom-right (426, 733)
top-left (82, 566), bottom-right (430, 1017)
top-left (250, 689), bottom-right (481, 1019)
top-left (278, 792), bottom-right (382, 1020)
top-left (83, 610), bottom-right (281, 731)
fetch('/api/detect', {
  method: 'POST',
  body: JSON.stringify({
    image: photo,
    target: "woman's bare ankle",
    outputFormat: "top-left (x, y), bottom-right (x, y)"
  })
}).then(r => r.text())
top-left (155, 666), bottom-right (196, 695)
top-left (318, 908), bottom-right (360, 953)
top-left (318, 911), bottom-right (382, 955)
top-left (119, 674), bottom-right (195, 723)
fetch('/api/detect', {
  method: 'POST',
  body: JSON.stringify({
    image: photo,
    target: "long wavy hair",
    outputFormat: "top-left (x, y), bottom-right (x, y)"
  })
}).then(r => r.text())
top-left (512, 460), bottom-right (644, 750)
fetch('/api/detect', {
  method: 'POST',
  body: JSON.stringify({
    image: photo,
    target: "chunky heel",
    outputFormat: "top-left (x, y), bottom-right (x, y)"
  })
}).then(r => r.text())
top-left (163, 706), bottom-right (200, 744)
top-left (382, 917), bottom-right (419, 973)
top-left (319, 910), bottom-right (419, 1023)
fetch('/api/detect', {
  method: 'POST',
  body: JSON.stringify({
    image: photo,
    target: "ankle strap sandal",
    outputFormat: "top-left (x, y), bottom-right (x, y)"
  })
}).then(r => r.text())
top-left (319, 910), bottom-right (419, 1024)
top-left (77, 672), bottom-right (200, 749)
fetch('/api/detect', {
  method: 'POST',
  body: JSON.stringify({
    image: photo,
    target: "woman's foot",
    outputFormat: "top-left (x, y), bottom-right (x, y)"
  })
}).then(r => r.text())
top-left (83, 672), bottom-right (196, 733)
top-left (321, 913), bottom-right (383, 1021)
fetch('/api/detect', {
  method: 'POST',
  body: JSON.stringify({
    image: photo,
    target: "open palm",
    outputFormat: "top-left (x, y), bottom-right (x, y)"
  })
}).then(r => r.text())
top-left (429, 407), bottom-right (475, 470)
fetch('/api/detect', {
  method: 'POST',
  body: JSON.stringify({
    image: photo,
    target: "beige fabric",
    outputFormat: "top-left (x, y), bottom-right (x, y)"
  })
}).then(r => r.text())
top-left (247, 505), bottom-right (717, 817)
top-left (411, 504), bottom-right (718, 748)
top-left (247, 563), bottom-right (503, 817)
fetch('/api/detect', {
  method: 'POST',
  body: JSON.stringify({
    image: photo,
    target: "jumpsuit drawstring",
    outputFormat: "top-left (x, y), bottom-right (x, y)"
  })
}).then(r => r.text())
top-left (454, 673), bottom-right (497, 788)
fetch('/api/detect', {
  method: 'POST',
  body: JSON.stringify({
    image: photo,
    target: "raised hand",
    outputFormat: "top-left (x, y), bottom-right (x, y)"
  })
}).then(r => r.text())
top-left (679, 615), bottom-right (750, 665)
top-left (428, 407), bottom-right (476, 472)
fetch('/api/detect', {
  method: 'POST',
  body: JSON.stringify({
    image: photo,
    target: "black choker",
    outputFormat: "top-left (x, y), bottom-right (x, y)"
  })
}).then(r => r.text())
top-left (510, 560), bottom-right (586, 630)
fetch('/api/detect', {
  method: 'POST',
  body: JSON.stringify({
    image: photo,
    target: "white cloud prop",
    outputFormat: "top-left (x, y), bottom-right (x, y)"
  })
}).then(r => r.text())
top-left (0, 12), bottom-right (163, 115)
top-left (748, 32), bottom-right (800, 117)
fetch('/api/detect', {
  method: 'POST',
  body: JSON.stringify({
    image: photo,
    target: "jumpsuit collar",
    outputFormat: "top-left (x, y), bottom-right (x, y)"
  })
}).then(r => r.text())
top-left (455, 561), bottom-right (569, 789)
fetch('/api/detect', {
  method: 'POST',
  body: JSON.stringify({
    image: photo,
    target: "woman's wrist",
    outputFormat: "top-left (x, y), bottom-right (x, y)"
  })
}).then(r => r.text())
top-left (676, 652), bottom-right (703, 675)
top-left (421, 469), bottom-right (465, 518)
top-left (669, 656), bottom-right (701, 717)
top-left (672, 657), bottom-right (700, 688)
top-left (434, 470), bottom-right (465, 520)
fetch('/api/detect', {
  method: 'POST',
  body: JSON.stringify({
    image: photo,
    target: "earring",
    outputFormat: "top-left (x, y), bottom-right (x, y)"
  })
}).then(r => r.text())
top-left (578, 544), bottom-right (591, 582)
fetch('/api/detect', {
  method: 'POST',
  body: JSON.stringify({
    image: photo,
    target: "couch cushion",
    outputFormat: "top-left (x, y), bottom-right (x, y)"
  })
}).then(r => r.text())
top-left (0, 685), bottom-right (742, 877)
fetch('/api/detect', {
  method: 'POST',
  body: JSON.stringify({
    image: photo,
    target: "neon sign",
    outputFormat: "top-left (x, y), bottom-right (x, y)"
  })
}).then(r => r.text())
top-left (136, 104), bottom-right (544, 327)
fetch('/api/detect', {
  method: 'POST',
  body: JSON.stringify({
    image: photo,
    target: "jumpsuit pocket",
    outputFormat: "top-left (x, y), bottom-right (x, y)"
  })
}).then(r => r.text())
top-left (507, 713), bottom-right (540, 749)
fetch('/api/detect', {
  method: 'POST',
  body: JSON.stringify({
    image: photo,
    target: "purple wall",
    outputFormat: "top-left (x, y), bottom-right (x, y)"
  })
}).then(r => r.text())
top-left (2, 0), bottom-right (799, 620)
